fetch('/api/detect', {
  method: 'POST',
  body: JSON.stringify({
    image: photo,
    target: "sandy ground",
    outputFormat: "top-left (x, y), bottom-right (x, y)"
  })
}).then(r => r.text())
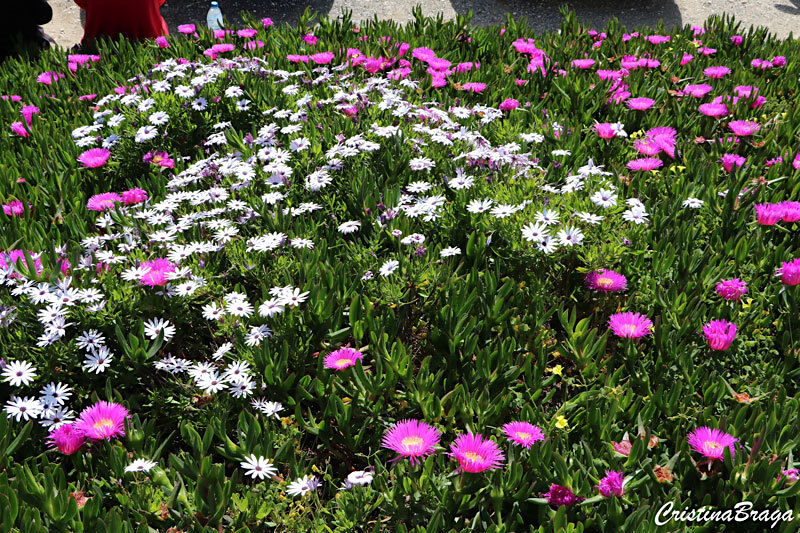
top-left (43, 0), bottom-right (799, 49)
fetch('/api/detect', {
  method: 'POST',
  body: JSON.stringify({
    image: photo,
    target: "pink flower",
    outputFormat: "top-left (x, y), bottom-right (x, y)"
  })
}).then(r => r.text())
top-left (585, 269), bottom-right (627, 292)
top-left (499, 98), bottom-right (519, 112)
top-left (47, 423), bottom-right (85, 455)
top-left (627, 158), bottom-right (663, 172)
top-left (310, 52), bottom-right (335, 64)
top-left (382, 420), bottom-right (441, 465)
top-left (702, 320), bottom-right (737, 351)
top-left (720, 153), bottom-right (745, 172)
top-left (0, 250), bottom-right (43, 276)
top-left (680, 53), bottom-right (694, 65)
top-left (646, 35), bottom-right (670, 44)
top-left (596, 471), bottom-right (625, 498)
top-left (287, 54), bottom-right (309, 63)
top-left (139, 258), bottom-right (175, 287)
top-left (794, 154), bottom-right (800, 170)
top-left (426, 57), bottom-right (451, 71)
top-left (412, 47), bottom-right (436, 61)
top-left (78, 148), bottom-right (111, 168)
top-left (143, 151), bottom-right (174, 168)
top-left (512, 38), bottom-right (538, 55)
top-left (571, 58), bottom-right (596, 69)
top-left (74, 401), bottom-right (130, 441)
top-left (323, 347), bottom-right (364, 370)
top-left (261, 18), bottom-right (274, 28)
top-left (699, 103), bottom-right (729, 118)
top-left (594, 123), bottom-right (617, 139)
top-left (780, 469), bottom-right (799, 483)
top-left (37, 72), bottom-right (63, 85)
top-left (448, 433), bottom-right (505, 473)
top-left (772, 56), bottom-right (786, 67)
top-left (155, 36), bottom-right (169, 48)
top-left (728, 120), bottom-right (760, 137)
top-left (777, 258), bottom-right (800, 285)
top-left (542, 484), bottom-right (583, 506)
top-left (754, 203), bottom-right (784, 225)
top-left (608, 312), bottom-right (654, 339)
top-left (1, 95), bottom-right (22, 102)
top-left (302, 34), bottom-right (318, 46)
top-left (245, 40), bottom-right (265, 50)
top-left (211, 43), bottom-right (235, 54)
top-left (2, 200), bottom-right (25, 216)
top-left (86, 193), bottom-right (122, 211)
top-left (121, 187), bottom-right (148, 205)
top-left (237, 29), bottom-right (257, 38)
top-left (612, 438), bottom-right (632, 456)
top-left (730, 35), bottom-right (743, 46)
top-left (626, 97), bottom-right (655, 110)
top-left (781, 201), bottom-right (800, 222)
top-left (683, 84), bottom-right (713, 98)
top-left (177, 24), bottom-right (196, 34)
top-left (461, 82), bottom-right (486, 93)
top-left (502, 421), bottom-right (544, 448)
top-left (79, 94), bottom-right (97, 101)
top-left (10, 122), bottom-right (29, 137)
top-left (687, 426), bottom-right (737, 461)
top-left (20, 105), bottom-right (39, 127)
top-left (715, 278), bottom-right (748, 301)
top-left (704, 66), bottom-right (731, 79)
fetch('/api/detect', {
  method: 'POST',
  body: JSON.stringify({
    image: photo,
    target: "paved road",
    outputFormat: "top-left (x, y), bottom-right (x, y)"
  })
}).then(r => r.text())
top-left (44, 0), bottom-right (799, 50)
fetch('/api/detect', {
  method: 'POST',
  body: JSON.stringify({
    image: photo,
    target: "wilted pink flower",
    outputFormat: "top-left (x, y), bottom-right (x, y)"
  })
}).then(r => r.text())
top-left (155, 36), bottom-right (169, 48)
top-left (702, 320), bottom-right (737, 351)
top-left (699, 103), bottom-right (729, 117)
top-left (585, 269), bottom-right (627, 292)
top-left (687, 426), bottom-right (737, 461)
top-left (626, 97), bottom-right (655, 110)
top-left (74, 401), bottom-right (129, 441)
top-left (86, 193), bottom-right (122, 211)
top-left (121, 187), bottom-right (148, 205)
top-left (448, 433), bottom-right (505, 473)
top-left (627, 157), bottom-right (663, 172)
top-left (704, 66), bottom-right (731, 79)
top-left (502, 422), bottom-right (545, 448)
top-left (596, 471), bottom-right (625, 497)
top-left (499, 98), bottom-right (519, 112)
top-left (777, 258), bottom-right (800, 285)
top-left (612, 438), bottom-right (632, 456)
top-left (720, 153), bottom-right (745, 172)
top-left (754, 203), bottom-right (784, 225)
top-left (382, 419), bottom-right (441, 465)
top-left (323, 347), bottom-right (364, 370)
top-left (47, 423), bottom-right (85, 455)
top-left (728, 120), bottom-right (760, 137)
top-left (608, 312), bottom-right (653, 339)
top-left (78, 148), bottom-right (111, 168)
top-left (542, 484), bottom-right (583, 506)
top-left (139, 258), bottom-right (175, 287)
top-left (730, 35), bottom-right (743, 46)
top-left (715, 279), bottom-right (748, 301)
top-left (2, 200), bottom-right (25, 216)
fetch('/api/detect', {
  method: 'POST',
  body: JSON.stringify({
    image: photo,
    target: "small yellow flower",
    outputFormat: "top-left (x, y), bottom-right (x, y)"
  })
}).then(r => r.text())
top-left (548, 364), bottom-right (563, 376)
top-left (555, 415), bottom-right (568, 429)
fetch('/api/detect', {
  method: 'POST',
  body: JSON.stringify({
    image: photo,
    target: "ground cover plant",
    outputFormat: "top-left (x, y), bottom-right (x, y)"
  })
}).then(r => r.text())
top-left (0, 6), bottom-right (799, 532)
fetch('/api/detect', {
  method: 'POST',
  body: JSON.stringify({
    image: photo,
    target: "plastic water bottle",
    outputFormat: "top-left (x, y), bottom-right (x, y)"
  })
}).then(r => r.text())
top-left (206, 1), bottom-right (223, 30)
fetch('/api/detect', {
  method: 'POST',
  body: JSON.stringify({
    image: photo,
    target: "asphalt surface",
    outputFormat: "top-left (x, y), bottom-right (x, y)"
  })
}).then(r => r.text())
top-left (43, 0), bottom-right (799, 50)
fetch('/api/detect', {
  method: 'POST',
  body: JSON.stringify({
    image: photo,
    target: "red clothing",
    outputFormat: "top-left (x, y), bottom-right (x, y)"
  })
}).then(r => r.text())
top-left (75, 0), bottom-right (168, 45)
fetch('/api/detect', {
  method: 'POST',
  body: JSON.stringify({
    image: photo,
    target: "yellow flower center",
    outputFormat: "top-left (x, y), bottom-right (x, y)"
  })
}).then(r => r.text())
top-left (705, 441), bottom-right (722, 450)
top-left (597, 277), bottom-right (614, 287)
top-left (335, 358), bottom-right (352, 368)
top-left (515, 431), bottom-right (531, 441)
top-left (464, 451), bottom-right (484, 463)
top-left (93, 418), bottom-right (114, 430)
top-left (623, 324), bottom-right (638, 335)
top-left (401, 436), bottom-right (423, 450)
top-left (152, 154), bottom-right (163, 163)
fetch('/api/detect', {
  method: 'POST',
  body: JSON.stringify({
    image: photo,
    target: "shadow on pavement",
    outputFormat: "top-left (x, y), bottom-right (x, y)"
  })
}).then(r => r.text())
top-left (449, 0), bottom-right (683, 32)
top-left (774, 0), bottom-right (800, 15)
top-left (159, 0), bottom-right (334, 31)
